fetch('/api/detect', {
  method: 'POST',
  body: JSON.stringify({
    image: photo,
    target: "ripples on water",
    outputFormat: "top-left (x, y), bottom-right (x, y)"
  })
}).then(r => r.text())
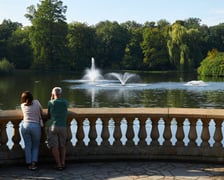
top-left (65, 80), bottom-right (224, 109)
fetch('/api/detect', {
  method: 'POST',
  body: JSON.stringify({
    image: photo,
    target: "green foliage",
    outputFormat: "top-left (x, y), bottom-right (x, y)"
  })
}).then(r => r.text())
top-left (122, 26), bottom-right (143, 70)
top-left (95, 21), bottom-right (129, 69)
top-left (0, 20), bottom-right (22, 61)
top-left (7, 27), bottom-right (33, 69)
top-left (197, 50), bottom-right (224, 76)
top-left (67, 22), bottom-right (96, 70)
top-left (167, 22), bottom-right (196, 72)
top-left (208, 23), bottom-right (224, 52)
top-left (141, 24), bottom-right (170, 70)
top-left (0, 58), bottom-right (15, 75)
top-left (1, 11), bottom-right (224, 74)
top-left (26, 0), bottom-right (69, 71)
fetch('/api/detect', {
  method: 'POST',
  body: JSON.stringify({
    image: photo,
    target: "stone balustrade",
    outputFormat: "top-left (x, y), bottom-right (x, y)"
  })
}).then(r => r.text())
top-left (0, 108), bottom-right (224, 164)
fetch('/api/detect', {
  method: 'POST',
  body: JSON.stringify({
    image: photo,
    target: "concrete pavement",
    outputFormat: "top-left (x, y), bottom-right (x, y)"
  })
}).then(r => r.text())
top-left (0, 161), bottom-right (224, 180)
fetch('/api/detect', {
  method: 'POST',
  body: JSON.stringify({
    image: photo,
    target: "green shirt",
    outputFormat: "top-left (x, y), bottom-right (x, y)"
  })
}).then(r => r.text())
top-left (48, 98), bottom-right (68, 127)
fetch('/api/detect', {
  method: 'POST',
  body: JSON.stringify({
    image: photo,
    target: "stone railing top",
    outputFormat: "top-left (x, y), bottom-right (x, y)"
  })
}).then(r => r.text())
top-left (1, 108), bottom-right (224, 121)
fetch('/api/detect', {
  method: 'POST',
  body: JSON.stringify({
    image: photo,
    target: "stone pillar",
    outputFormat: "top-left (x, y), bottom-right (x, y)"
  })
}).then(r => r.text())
top-left (150, 117), bottom-right (159, 146)
top-left (201, 118), bottom-right (210, 147)
top-left (125, 117), bottom-right (134, 146)
top-left (163, 117), bottom-right (172, 146)
top-left (188, 118), bottom-right (197, 147)
top-left (88, 117), bottom-right (97, 146)
top-left (175, 118), bottom-right (184, 147)
top-left (138, 117), bottom-right (147, 146)
top-left (101, 117), bottom-right (110, 146)
top-left (113, 117), bottom-right (122, 146)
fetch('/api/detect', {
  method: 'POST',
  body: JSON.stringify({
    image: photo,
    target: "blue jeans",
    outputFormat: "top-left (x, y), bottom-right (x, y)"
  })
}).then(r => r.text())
top-left (21, 122), bottom-right (41, 164)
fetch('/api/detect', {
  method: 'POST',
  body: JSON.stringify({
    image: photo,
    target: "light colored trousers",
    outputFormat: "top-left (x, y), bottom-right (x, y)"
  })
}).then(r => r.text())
top-left (21, 122), bottom-right (41, 164)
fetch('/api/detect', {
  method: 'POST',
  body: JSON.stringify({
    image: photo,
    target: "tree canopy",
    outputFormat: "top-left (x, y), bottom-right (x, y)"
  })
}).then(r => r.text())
top-left (26, 0), bottom-right (69, 70)
top-left (198, 49), bottom-right (224, 76)
top-left (0, 1), bottom-right (224, 75)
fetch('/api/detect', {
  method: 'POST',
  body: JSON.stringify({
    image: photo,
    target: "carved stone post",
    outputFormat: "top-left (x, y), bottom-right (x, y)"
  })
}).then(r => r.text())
top-left (66, 118), bottom-right (73, 148)
top-left (213, 119), bottom-right (223, 148)
top-left (200, 118), bottom-right (210, 147)
top-left (125, 117), bottom-right (134, 146)
top-left (188, 118), bottom-right (197, 147)
top-left (88, 117), bottom-right (97, 146)
top-left (150, 117), bottom-right (159, 146)
top-left (101, 117), bottom-right (110, 146)
top-left (75, 117), bottom-right (85, 147)
top-left (175, 118), bottom-right (184, 147)
top-left (0, 121), bottom-right (9, 151)
top-left (163, 117), bottom-right (172, 146)
top-left (113, 117), bottom-right (122, 146)
top-left (138, 117), bottom-right (147, 146)
top-left (11, 121), bottom-right (23, 154)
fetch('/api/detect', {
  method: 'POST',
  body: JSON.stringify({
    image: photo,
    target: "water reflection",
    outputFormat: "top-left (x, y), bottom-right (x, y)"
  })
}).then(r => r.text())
top-left (2, 71), bottom-right (224, 109)
top-left (66, 80), bottom-right (224, 108)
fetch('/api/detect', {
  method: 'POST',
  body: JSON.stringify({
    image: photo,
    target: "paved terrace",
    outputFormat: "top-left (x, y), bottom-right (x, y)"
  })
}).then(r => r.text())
top-left (0, 160), bottom-right (224, 180)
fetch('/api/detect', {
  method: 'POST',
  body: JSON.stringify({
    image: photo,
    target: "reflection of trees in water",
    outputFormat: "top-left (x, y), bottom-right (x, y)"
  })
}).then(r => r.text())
top-left (142, 89), bottom-right (224, 108)
top-left (84, 88), bottom-right (142, 107)
top-left (82, 87), bottom-right (224, 108)
top-left (185, 90), bottom-right (224, 108)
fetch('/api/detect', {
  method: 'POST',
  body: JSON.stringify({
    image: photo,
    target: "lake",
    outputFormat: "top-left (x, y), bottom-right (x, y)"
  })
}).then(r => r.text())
top-left (1, 70), bottom-right (224, 110)
top-left (2, 70), bottom-right (224, 149)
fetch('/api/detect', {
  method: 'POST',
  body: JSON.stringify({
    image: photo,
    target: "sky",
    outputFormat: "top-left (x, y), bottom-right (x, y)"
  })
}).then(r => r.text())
top-left (0, 0), bottom-right (224, 27)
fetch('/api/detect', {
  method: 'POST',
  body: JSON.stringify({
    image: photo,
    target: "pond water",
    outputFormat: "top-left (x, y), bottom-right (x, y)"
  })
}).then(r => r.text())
top-left (1, 70), bottom-right (224, 110)
top-left (2, 70), bottom-right (224, 149)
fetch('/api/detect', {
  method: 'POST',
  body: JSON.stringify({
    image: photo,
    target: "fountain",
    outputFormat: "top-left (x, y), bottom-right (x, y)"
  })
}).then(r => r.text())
top-left (82, 57), bottom-right (104, 82)
top-left (184, 80), bottom-right (208, 86)
top-left (105, 72), bottom-right (140, 86)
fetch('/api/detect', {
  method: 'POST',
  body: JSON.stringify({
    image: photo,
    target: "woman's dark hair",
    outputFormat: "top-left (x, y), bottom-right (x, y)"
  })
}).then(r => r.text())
top-left (21, 91), bottom-right (33, 105)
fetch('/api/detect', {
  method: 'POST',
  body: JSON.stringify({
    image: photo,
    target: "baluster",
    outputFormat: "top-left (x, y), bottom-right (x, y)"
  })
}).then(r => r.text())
top-left (213, 119), bottom-right (223, 148)
top-left (163, 117), bottom-right (172, 146)
top-left (125, 117), bottom-right (134, 146)
top-left (113, 117), bottom-right (122, 146)
top-left (75, 117), bottom-right (85, 147)
top-left (188, 118), bottom-right (197, 147)
top-left (0, 121), bottom-right (9, 151)
top-left (88, 117), bottom-right (97, 146)
top-left (201, 118), bottom-right (210, 147)
top-left (138, 117), bottom-right (147, 146)
top-left (175, 118), bottom-right (184, 147)
top-left (66, 118), bottom-right (73, 148)
top-left (150, 117), bottom-right (159, 146)
top-left (101, 117), bottom-right (110, 146)
top-left (11, 121), bottom-right (23, 153)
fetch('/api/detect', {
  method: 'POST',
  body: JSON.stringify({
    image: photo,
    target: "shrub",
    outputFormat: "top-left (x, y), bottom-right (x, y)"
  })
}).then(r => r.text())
top-left (197, 50), bottom-right (224, 76)
top-left (0, 58), bottom-right (15, 75)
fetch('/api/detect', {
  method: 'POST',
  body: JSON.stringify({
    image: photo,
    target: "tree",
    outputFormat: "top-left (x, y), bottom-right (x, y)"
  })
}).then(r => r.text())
top-left (0, 58), bottom-right (15, 75)
top-left (184, 17), bottom-right (201, 29)
top-left (7, 27), bottom-right (33, 69)
top-left (0, 20), bottom-right (22, 60)
top-left (141, 24), bottom-right (170, 70)
top-left (25, 0), bottom-right (69, 70)
top-left (95, 21), bottom-right (129, 69)
top-left (197, 49), bottom-right (224, 76)
top-left (122, 27), bottom-right (143, 70)
top-left (167, 22), bottom-right (193, 71)
top-left (208, 23), bottom-right (224, 52)
top-left (67, 22), bottom-right (97, 71)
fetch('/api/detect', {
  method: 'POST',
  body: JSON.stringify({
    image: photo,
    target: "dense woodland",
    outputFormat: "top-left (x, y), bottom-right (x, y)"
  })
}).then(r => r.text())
top-left (0, 0), bottom-right (224, 75)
